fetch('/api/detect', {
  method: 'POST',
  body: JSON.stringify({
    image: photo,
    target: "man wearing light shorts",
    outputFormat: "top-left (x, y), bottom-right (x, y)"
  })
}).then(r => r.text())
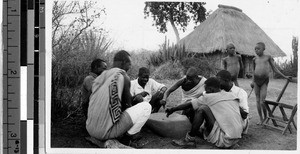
top-left (86, 50), bottom-right (151, 147)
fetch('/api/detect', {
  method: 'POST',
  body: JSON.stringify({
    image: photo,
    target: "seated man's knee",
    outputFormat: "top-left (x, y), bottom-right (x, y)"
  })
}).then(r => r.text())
top-left (140, 101), bottom-right (152, 115)
top-left (197, 105), bottom-right (209, 113)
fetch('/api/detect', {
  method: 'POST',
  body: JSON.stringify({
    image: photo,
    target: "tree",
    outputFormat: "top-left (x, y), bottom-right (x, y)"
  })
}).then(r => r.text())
top-left (144, 2), bottom-right (209, 43)
top-left (51, 1), bottom-right (113, 121)
top-left (52, 1), bottom-right (106, 55)
top-left (292, 36), bottom-right (298, 75)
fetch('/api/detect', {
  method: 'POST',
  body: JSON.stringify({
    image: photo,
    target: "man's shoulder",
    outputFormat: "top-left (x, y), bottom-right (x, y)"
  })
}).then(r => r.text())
top-left (148, 78), bottom-right (164, 86)
top-left (222, 56), bottom-right (229, 60)
top-left (231, 85), bottom-right (247, 95)
top-left (83, 74), bottom-right (95, 83)
top-left (130, 78), bottom-right (138, 86)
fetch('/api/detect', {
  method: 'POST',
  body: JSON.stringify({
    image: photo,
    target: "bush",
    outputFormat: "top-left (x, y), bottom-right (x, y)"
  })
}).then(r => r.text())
top-left (181, 57), bottom-right (217, 78)
top-left (52, 30), bottom-right (112, 122)
top-left (148, 43), bottom-right (190, 67)
top-left (274, 57), bottom-right (297, 78)
top-left (152, 61), bottom-right (184, 80)
top-left (105, 50), bottom-right (153, 79)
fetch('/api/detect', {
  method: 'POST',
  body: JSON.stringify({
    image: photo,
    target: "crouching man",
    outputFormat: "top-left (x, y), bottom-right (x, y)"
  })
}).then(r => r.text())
top-left (166, 77), bottom-right (244, 148)
top-left (86, 50), bottom-right (151, 147)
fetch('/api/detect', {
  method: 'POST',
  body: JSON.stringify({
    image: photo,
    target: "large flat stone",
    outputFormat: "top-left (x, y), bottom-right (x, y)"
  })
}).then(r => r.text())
top-left (145, 112), bottom-right (192, 139)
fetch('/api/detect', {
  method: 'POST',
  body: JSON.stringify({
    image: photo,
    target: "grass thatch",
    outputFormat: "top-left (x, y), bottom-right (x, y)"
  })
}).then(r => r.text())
top-left (177, 4), bottom-right (286, 57)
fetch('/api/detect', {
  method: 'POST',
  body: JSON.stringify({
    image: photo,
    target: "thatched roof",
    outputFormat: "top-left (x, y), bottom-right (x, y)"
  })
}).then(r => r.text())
top-left (177, 4), bottom-right (286, 57)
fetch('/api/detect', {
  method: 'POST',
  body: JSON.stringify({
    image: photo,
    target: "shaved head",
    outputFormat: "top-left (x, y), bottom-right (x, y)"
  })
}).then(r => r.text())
top-left (226, 43), bottom-right (235, 49)
top-left (186, 67), bottom-right (198, 78)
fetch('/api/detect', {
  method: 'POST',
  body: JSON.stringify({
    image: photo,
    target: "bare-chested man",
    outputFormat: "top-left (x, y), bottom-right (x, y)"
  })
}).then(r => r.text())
top-left (222, 43), bottom-right (244, 86)
top-left (251, 42), bottom-right (289, 125)
top-left (160, 67), bottom-right (207, 122)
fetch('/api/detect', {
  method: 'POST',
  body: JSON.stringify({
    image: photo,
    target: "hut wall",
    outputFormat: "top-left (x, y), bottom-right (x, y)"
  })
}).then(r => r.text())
top-left (194, 51), bottom-right (223, 74)
top-left (243, 56), bottom-right (254, 78)
top-left (193, 52), bottom-right (275, 78)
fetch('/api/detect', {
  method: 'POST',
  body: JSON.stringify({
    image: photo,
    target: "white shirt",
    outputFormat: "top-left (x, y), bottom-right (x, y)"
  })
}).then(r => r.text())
top-left (130, 78), bottom-right (165, 102)
top-left (230, 85), bottom-right (249, 113)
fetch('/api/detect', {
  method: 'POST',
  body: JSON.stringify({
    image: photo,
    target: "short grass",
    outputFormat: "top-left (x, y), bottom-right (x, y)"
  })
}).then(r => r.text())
top-left (51, 79), bottom-right (297, 150)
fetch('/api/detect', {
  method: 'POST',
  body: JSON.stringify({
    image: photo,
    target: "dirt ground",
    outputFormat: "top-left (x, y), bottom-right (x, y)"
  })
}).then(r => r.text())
top-left (51, 79), bottom-right (297, 150)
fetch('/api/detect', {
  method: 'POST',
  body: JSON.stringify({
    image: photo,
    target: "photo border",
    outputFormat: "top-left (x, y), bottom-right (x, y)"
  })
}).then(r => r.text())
top-left (44, 0), bottom-right (300, 154)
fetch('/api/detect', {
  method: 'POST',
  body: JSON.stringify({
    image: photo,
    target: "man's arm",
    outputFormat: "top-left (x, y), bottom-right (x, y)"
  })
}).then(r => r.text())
top-left (238, 55), bottom-right (244, 74)
top-left (268, 56), bottom-right (288, 79)
top-left (165, 101), bottom-right (192, 117)
top-left (222, 58), bottom-right (227, 70)
top-left (84, 76), bottom-right (94, 93)
top-left (162, 77), bottom-right (185, 101)
top-left (251, 57), bottom-right (256, 87)
top-left (122, 74), bottom-right (133, 111)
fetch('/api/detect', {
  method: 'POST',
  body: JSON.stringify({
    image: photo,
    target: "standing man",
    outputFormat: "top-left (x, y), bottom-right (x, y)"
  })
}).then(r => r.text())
top-left (86, 50), bottom-right (151, 147)
top-left (130, 67), bottom-right (167, 113)
top-left (222, 43), bottom-right (244, 86)
top-left (82, 59), bottom-right (107, 118)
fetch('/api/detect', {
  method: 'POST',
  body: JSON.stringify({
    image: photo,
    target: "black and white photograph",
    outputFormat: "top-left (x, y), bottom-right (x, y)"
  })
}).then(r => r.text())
top-left (49, 0), bottom-right (299, 153)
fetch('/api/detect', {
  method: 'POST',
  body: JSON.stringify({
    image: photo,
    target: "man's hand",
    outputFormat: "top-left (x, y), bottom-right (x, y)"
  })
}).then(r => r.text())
top-left (157, 90), bottom-right (164, 98)
top-left (250, 82), bottom-right (254, 88)
top-left (133, 94), bottom-right (144, 104)
top-left (160, 99), bottom-right (166, 109)
top-left (165, 108), bottom-right (174, 117)
top-left (139, 91), bottom-right (149, 97)
top-left (287, 76), bottom-right (293, 81)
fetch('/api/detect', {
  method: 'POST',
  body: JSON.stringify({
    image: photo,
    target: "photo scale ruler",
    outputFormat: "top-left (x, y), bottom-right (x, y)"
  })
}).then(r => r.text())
top-left (3, 0), bottom-right (21, 153)
top-left (3, 0), bottom-right (45, 153)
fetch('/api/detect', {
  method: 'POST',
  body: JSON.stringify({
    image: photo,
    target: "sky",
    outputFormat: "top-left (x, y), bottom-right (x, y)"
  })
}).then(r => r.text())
top-left (97, 0), bottom-right (300, 61)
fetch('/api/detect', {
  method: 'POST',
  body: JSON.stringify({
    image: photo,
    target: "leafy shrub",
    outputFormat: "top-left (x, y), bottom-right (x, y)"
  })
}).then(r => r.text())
top-left (52, 30), bottom-right (112, 122)
top-left (274, 56), bottom-right (297, 78)
top-left (105, 50), bottom-right (153, 79)
top-left (148, 42), bottom-right (190, 66)
top-left (181, 57), bottom-right (218, 78)
top-left (151, 61), bottom-right (184, 80)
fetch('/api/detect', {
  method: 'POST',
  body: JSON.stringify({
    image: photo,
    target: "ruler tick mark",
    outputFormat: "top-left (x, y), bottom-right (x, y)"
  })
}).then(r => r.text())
top-left (3, 123), bottom-right (15, 125)
top-left (8, 77), bottom-right (20, 79)
top-left (8, 107), bottom-right (19, 109)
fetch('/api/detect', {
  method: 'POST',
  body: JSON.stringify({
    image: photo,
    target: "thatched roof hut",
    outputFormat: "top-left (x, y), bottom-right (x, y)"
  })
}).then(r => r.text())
top-left (177, 4), bottom-right (286, 57)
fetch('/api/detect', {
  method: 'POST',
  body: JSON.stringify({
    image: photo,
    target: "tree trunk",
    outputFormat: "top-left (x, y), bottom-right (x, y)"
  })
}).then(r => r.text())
top-left (169, 10), bottom-right (180, 43)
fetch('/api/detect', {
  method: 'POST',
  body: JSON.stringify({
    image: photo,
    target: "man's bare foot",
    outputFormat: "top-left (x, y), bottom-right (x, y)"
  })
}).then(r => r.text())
top-left (256, 121), bottom-right (263, 125)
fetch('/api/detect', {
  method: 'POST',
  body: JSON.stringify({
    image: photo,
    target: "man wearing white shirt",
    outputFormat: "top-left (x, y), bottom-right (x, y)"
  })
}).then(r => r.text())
top-left (130, 67), bottom-right (167, 113)
top-left (216, 70), bottom-right (249, 134)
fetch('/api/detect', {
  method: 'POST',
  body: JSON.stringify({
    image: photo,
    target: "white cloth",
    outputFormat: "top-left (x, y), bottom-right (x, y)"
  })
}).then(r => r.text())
top-left (230, 85), bottom-right (249, 134)
top-left (125, 101), bottom-right (152, 135)
top-left (130, 78), bottom-right (165, 102)
top-left (230, 85), bottom-right (249, 113)
top-left (191, 91), bottom-right (243, 147)
top-left (181, 76), bottom-right (206, 104)
top-left (86, 68), bottom-right (125, 139)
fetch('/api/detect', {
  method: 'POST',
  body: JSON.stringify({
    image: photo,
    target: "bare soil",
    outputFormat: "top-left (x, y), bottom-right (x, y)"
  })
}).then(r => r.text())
top-left (51, 79), bottom-right (297, 150)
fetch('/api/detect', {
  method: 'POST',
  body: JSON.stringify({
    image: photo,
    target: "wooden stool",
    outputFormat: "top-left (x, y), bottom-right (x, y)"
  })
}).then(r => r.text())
top-left (263, 79), bottom-right (297, 135)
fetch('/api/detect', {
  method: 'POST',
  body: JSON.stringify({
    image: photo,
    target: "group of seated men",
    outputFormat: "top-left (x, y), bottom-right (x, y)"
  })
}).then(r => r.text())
top-left (82, 50), bottom-right (249, 148)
